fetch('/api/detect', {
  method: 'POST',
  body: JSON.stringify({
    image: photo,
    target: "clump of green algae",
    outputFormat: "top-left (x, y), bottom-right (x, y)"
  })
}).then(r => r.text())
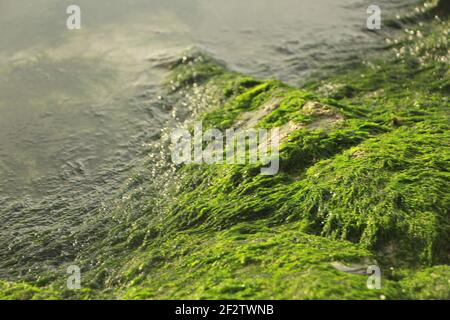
top-left (1, 0), bottom-right (449, 300)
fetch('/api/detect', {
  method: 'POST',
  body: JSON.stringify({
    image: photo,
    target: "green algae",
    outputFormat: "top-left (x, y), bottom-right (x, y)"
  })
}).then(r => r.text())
top-left (280, 122), bottom-right (449, 265)
top-left (399, 265), bottom-right (450, 299)
top-left (120, 2), bottom-right (448, 299)
top-left (1, 1), bottom-right (448, 300)
top-left (120, 223), bottom-right (399, 300)
top-left (0, 280), bottom-right (80, 300)
top-left (0, 281), bottom-right (57, 300)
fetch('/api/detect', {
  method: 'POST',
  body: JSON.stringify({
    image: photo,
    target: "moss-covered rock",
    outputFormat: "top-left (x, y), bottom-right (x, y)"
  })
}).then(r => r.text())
top-left (1, 0), bottom-right (448, 300)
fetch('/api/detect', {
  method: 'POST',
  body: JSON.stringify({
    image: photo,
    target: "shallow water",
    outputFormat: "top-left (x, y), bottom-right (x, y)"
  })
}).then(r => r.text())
top-left (0, 0), bottom-right (413, 279)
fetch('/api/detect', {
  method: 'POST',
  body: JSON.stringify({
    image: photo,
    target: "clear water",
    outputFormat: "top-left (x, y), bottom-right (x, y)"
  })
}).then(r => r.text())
top-left (0, 0), bottom-right (413, 279)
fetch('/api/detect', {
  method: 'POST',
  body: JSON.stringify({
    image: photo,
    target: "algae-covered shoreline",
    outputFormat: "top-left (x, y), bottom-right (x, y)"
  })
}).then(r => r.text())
top-left (1, 0), bottom-right (449, 300)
